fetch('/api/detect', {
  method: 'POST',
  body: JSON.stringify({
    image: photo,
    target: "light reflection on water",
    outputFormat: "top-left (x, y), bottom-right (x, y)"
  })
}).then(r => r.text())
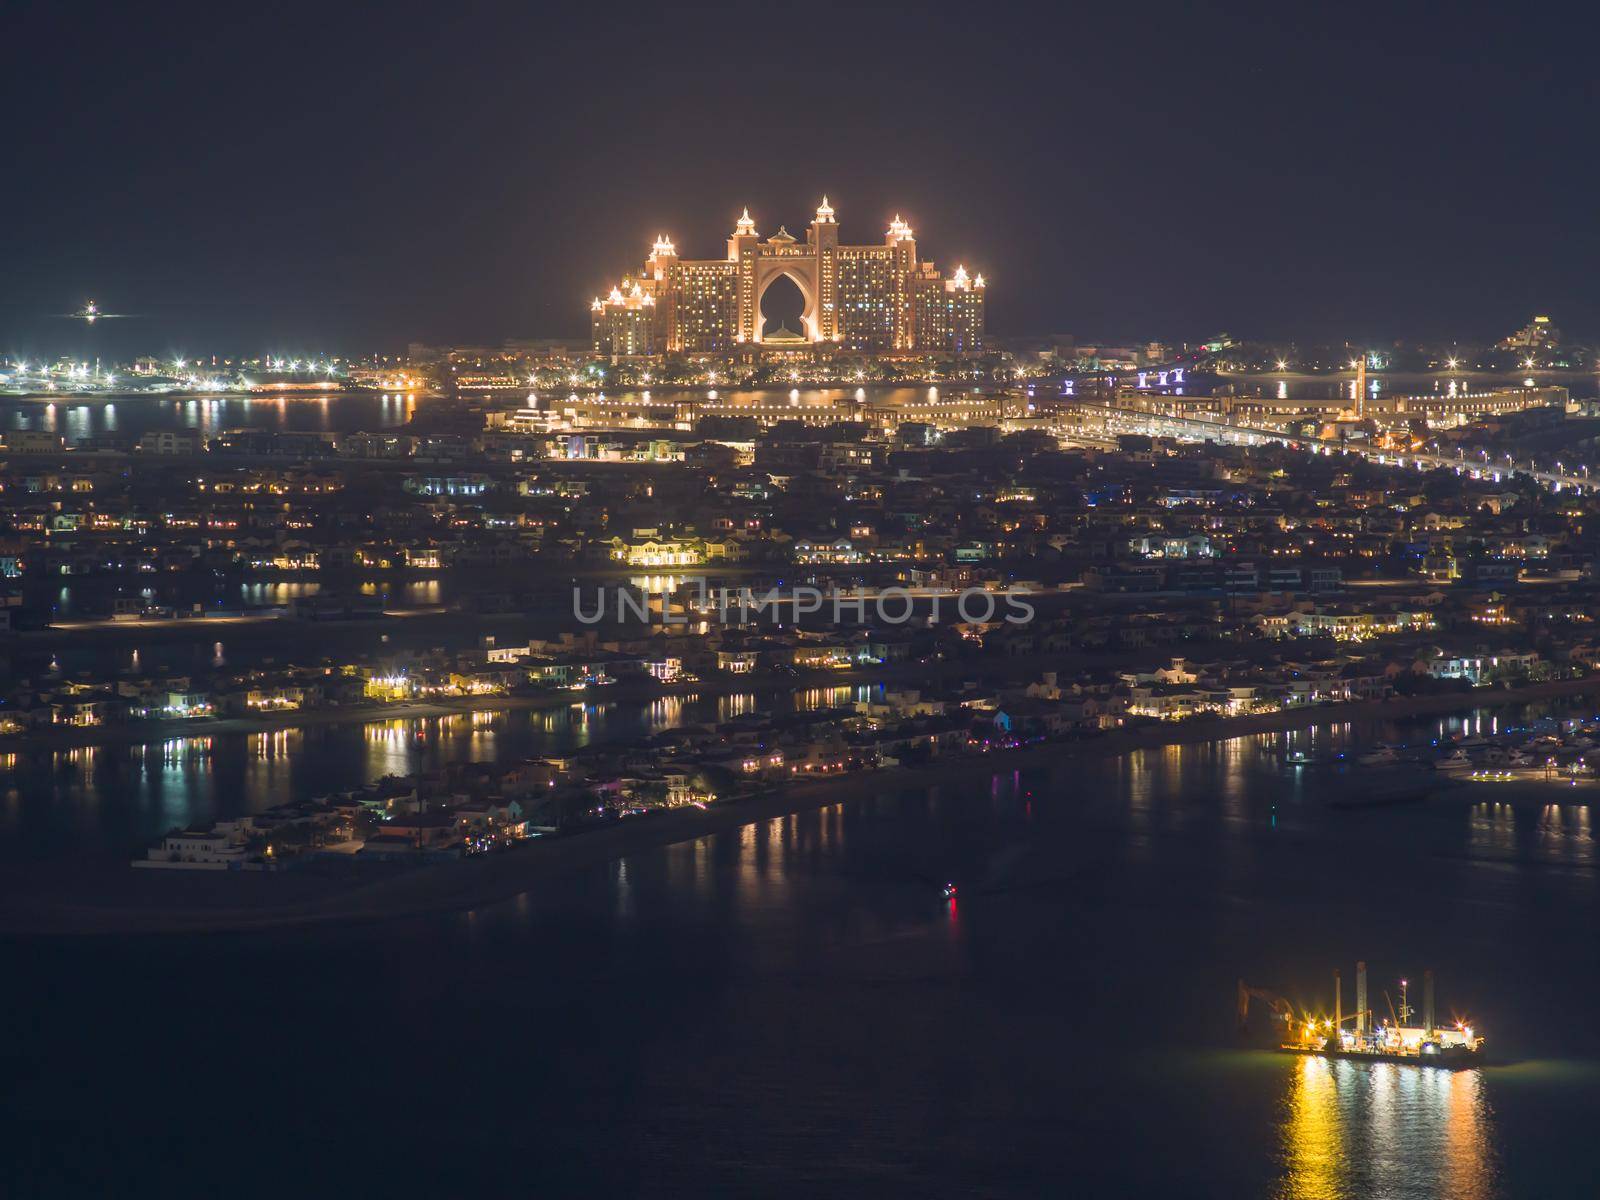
top-left (1278, 1056), bottom-right (1497, 1200)
top-left (14, 695), bottom-right (1600, 1192)
top-left (558, 781), bottom-right (1522, 1197)
top-left (718, 692), bottom-right (757, 719)
top-left (1536, 803), bottom-right (1593, 865)
top-left (1469, 801), bottom-right (1518, 856)
top-left (646, 695), bottom-right (690, 728)
top-left (5, 691), bottom-right (798, 856)
top-left (9, 697), bottom-right (1600, 870)
top-left (0, 393), bottom-right (424, 438)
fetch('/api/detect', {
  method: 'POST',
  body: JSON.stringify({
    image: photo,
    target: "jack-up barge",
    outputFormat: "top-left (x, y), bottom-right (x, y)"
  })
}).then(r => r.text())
top-left (1239, 962), bottom-right (1484, 1067)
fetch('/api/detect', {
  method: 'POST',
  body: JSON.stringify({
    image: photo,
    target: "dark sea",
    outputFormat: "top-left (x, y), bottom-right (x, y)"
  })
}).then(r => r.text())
top-left (0, 390), bottom-right (426, 440)
top-left (5, 703), bottom-right (1600, 1197)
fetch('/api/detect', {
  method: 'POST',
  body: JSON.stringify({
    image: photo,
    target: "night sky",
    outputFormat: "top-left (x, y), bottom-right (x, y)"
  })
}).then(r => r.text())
top-left (6, 1), bottom-right (1596, 357)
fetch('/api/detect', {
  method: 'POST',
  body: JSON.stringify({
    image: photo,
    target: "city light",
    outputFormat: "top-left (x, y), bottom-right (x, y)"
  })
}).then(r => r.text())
top-left (593, 200), bottom-right (984, 357)
top-left (9, 12), bottom-right (1600, 1195)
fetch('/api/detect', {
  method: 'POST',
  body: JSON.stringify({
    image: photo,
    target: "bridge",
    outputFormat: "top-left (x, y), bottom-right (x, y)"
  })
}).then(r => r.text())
top-left (1056, 399), bottom-right (1592, 494)
top-left (1039, 362), bottom-right (1568, 423)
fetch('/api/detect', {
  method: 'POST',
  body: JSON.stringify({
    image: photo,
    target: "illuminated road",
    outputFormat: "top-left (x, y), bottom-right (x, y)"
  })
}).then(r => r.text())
top-left (1064, 400), bottom-right (1592, 494)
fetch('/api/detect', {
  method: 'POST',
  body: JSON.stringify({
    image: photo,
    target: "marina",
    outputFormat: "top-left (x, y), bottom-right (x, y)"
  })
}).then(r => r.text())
top-left (1287, 713), bottom-right (1600, 792)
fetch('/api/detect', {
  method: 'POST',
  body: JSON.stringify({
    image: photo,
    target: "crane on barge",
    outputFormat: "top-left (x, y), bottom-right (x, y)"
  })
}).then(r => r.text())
top-left (1242, 962), bottom-right (1484, 1066)
top-left (1237, 981), bottom-right (1296, 1034)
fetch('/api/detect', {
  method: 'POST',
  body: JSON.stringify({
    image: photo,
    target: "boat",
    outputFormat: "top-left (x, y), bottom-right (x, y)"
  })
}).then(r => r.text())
top-left (942, 882), bottom-right (958, 900)
top-left (1434, 749), bottom-right (1474, 773)
top-left (1356, 745), bottom-right (1400, 767)
top-left (1239, 963), bottom-right (1484, 1069)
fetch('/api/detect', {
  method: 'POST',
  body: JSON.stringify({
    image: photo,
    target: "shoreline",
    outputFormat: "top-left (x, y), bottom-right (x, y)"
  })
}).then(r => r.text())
top-left (10, 656), bottom-right (1586, 757)
top-left (0, 667), bottom-right (909, 753)
top-left (0, 645), bottom-right (1134, 753)
top-left (3, 676), bottom-right (1593, 939)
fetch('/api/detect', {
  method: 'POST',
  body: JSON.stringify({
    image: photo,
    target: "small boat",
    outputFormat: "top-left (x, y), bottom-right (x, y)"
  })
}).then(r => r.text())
top-left (1286, 748), bottom-right (1316, 766)
top-left (1435, 749), bottom-right (1474, 772)
top-left (1356, 746), bottom-right (1399, 767)
top-left (942, 882), bottom-right (958, 900)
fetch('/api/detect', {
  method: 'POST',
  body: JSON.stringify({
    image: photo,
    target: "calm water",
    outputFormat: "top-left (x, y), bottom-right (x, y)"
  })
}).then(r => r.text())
top-left (5, 702), bottom-right (1600, 1196)
top-left (0, 688), bottom-right (869, 865)
top-left (21, 575), bottom-right (448, 627)
top-left (0, 390), bottom-right (426, 439)
top-left (0, 385), bottom-right (969, 442)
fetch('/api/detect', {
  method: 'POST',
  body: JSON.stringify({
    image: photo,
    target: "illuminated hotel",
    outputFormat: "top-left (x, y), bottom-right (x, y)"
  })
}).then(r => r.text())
top-left (591, 199), bottom-right (986, 358)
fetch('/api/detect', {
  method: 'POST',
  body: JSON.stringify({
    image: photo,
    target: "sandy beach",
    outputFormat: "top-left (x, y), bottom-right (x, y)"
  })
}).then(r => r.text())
top-left (4, 676), bottom-right (1592, 938)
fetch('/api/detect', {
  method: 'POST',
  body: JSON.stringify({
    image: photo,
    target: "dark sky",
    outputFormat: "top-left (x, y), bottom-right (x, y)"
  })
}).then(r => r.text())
top-left (6, 0), bottom-right (1597, 358)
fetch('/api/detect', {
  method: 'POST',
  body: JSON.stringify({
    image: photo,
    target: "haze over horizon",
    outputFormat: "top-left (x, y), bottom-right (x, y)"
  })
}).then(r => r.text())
top-left (6, 0), bottom-right (1594, 355)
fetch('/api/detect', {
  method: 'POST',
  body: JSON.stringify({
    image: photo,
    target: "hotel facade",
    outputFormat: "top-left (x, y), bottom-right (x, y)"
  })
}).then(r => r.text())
top-left (591, 200), bottom-right (985, 359)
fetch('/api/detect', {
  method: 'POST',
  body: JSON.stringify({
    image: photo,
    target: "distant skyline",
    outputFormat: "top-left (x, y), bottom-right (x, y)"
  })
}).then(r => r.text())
top-left (6, 0), bottom-right (1595, 355)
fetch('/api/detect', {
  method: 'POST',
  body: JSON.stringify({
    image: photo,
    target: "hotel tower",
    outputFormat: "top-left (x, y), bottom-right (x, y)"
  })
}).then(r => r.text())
top-left (591, 199), bottom-right (985, 358)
